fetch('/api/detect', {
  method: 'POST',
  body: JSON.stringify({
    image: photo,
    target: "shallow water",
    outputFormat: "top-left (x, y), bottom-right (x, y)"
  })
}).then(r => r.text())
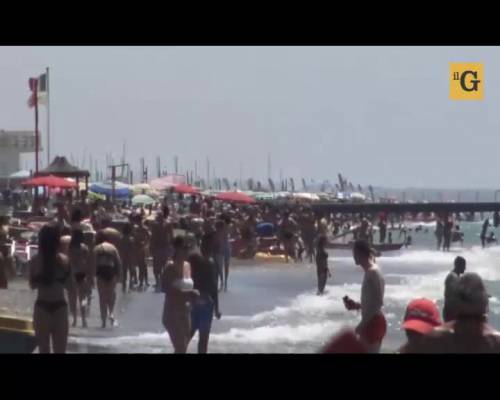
top-left (69, 221), bottom-right (500, 353)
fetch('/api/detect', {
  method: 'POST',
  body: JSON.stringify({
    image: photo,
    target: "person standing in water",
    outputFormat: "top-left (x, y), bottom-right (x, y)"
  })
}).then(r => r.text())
top-left (29, 224), bottom-right (71, 353)
top-left (343, 240), bottom-right (386, 353)
top-left (68, 229), bottom-right (92, 328)
top-left (315, 235), bottom-right (330, 295)
top-left (435, 219), bottom-right (444, 250)
top-left (415, 273), bottom-right (500, 353)
top-left (480, 218), bottom-right (490, 248)
top-left (378, 218), bottom-right (387, 244)
top-left (188, 232), bottom-right (222, 353)
top-left (93, 230), bottom-right (122, 328)
top-left (443, 256), bottom-right (466, 322)
top-left (443, 216), bottom-right (453, 252)
top-left (162, 236), bottom-right (199, 353)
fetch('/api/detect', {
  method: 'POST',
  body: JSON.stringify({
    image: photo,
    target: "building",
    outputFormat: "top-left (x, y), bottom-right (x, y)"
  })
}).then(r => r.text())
top-left (0, 130), bottom-right (39, 177)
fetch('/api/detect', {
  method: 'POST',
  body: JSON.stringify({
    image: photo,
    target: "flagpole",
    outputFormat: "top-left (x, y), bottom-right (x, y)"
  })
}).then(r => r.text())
top-left (46, 67), bottom-right (51, 165)
top-left (34, 83), bottom-right (39, 175)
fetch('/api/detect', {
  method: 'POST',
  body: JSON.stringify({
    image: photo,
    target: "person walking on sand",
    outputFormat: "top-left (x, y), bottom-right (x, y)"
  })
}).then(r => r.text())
top-left (343, 240), bottom-right (386, 353)
top-left (29, 224), bottom-right (71, 353)
top-left (93, 230), bottom-right (122, 328)
top-left (119, 222), bottom-right (137, 292)
top-left (68, 229), bottom-right (92, 328)
top-left (162, 236), bottom-right (199, 353)
top-left (151, 211), bottom-right (173, 292)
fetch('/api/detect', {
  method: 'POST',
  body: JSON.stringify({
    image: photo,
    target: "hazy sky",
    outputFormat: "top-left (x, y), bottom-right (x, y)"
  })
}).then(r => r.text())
top-left (0, 46), bottom-right (497, 189)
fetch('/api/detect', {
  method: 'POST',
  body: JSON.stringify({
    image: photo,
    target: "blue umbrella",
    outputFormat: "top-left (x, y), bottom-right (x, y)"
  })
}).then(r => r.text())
top-left (89, 181), bottom-right (131, 199)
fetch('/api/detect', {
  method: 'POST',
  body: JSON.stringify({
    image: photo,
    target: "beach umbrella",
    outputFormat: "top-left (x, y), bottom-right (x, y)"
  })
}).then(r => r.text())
top-left (215, 191), bottom-right (256, 204)
top-left (173, 183), bottom-right (199, 195)
top-left (132, 194), bottom-right (155, 206)
top-left (89, 181), bottom-right (131, 199)
top-left (22, 175), bottom-right (77, 189)
top-left (149, 174), bottom-right (186, 191)
top-left (132, 183), bottom-right (152, 194)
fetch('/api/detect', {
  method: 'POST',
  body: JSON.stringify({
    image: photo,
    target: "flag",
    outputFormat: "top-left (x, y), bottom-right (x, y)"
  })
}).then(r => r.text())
top-left (27, 73), bottom-right (48, 108)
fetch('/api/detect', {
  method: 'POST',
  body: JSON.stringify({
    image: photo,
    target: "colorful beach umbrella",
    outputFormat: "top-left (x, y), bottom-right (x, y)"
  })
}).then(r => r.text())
top-left (89, 181), bottom-right (131, 199)
top-left (173, 184), bottom-right (199, 195)
top-left (22, 175), bottom-right (77, 189)
top-left (132, 194), bottom-right (155, 206)
top-left (215, 191), bottom-right (256, 204)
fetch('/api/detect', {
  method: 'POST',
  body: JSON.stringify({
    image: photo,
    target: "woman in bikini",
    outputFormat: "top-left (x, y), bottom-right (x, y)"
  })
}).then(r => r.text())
top-left (68, 229), bottom-right (92, 328)
top-left (162, 236), bottom-right (199, 353)
top-left (93, 230), bottom-right (122, 328)
top-left (29, 224), bottom-right (71, 353)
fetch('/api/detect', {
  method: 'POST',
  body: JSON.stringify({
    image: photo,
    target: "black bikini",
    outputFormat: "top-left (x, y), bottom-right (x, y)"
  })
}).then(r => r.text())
top-left (96, 265), bottom-right (116, 282)
top-left (35, 299), bottom-right (68, 314)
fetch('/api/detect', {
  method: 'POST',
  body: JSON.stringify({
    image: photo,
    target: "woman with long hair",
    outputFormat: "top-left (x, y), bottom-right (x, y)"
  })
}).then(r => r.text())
top-left (29, 224), bottom-right (71, 353)
top-left (68, 229), bottom-right (92, 328)
top-left (162, 235), bottom-right (199, 353)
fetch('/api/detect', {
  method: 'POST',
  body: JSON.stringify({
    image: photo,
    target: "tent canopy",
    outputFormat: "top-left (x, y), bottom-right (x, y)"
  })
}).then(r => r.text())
top-left (38, 156), bottom-right (90, 178)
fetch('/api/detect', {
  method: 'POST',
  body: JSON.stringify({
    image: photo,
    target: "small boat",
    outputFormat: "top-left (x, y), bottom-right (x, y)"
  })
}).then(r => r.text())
top-left (326, 242), bottom-right (404, 252)
top-left (0, 315), bottom-right (37, 353)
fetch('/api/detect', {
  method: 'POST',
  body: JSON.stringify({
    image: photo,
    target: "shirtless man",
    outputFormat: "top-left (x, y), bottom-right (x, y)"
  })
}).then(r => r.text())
top-left (343, 240), bottom-right (386, 353)
top-left (150, 211), bottom-right (173, 292)
top-left (92, 230), bottom-right (122, 328)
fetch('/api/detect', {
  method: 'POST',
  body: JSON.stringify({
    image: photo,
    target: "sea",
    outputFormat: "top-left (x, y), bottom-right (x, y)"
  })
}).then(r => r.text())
top-left (67, 219), bottom-right (500, 353)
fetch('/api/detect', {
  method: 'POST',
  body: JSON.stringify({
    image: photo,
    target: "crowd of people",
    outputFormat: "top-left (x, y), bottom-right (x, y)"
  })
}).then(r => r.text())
top-left (2, 191), bottom-right (500, 353)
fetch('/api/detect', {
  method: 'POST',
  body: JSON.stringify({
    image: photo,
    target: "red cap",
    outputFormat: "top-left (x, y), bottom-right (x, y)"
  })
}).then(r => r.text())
top-left (402, 298), bottom-right (441, 334)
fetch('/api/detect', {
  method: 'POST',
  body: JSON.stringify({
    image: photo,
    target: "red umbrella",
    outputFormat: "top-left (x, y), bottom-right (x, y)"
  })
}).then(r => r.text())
top-left (173, 184), bottom-right (199, 195)
top-left (22, 175), bottom-right (77, 189)
top-left (215, 191), bottom-right (256, 204)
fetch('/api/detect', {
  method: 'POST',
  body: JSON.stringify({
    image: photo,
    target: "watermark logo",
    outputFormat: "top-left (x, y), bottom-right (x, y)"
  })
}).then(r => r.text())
top-left (450, 63), bottom-right (484, 100)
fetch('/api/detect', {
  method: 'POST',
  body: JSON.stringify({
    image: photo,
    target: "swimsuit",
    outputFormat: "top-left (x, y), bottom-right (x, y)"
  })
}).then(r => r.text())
top-left (96, 265), bottom-right (116, 282)
top-left (191, 293), bottom-right (214, 334)
top-left (35, 299), bottom-right (68, 314)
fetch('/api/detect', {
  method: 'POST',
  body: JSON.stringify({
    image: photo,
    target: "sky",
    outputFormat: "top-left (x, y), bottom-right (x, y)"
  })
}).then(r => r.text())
top-left (0, 46), bottom-right (497, 189)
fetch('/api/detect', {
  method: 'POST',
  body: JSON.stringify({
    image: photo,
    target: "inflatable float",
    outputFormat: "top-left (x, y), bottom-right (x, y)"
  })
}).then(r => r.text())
top-left (232, 252), bottom-right (288, 266)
